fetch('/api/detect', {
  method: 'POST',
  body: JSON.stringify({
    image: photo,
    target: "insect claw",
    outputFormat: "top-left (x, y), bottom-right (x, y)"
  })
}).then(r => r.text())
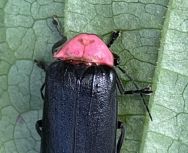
top-left (141, 86), bottom-right (153, 95)
top-left (52, 15), bottom-right (64, 37)
top-left (52, 15), bottom-right (59, 26)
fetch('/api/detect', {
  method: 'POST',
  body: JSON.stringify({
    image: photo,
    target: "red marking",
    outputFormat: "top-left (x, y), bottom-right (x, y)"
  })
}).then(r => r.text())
top-left (53, 33), bottom-right (114, 67)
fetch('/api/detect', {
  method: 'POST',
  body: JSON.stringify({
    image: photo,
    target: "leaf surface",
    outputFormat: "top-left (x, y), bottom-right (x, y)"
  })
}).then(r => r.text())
top-left (140, 0), bottom-right (188, 152)
top-left (2, 0), bottom-right (187, 153)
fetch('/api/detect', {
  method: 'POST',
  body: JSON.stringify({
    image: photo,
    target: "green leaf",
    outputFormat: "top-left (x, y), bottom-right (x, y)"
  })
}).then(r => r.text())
top-left (140, 0), bottom-right (188, 153)
top-left (0, 0), bottom-right (65, 152)
top-left (1, 0), bottom-right (187, 153)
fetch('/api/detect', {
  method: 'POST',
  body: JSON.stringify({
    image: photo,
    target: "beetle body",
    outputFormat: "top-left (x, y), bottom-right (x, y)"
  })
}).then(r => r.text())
top-left (36, 30), bottom-right (152, 153)
top-left (41, 61), bottom-right (117, 153)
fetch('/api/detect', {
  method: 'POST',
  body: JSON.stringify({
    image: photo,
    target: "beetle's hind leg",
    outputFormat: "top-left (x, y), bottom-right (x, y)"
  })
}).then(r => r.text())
top-left (52, 16), bottom-right (67, 54)
top-left (116, 121), bottom-right (125, 153)
top-left (36, 120), bottom-right (43, 137)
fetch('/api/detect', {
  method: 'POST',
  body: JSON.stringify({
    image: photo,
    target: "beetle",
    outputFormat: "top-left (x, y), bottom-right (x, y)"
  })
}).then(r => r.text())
top-left (35, 16), bottom-right (152, 153)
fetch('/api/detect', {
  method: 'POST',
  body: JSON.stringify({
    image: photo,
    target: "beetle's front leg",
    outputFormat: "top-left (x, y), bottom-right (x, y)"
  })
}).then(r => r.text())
top-left (52, 16), bottom-right (67, 54)
top-left (34, 59), bottom-right (48, 72)
top-left (52, 15), bottom-right (64, 37)
top-left (107, 31), bottom-right (120, 48)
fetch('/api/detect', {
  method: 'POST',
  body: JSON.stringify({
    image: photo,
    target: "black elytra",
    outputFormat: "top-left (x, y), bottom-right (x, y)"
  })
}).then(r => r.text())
top-left (35, 17), bottom-right (152, 153)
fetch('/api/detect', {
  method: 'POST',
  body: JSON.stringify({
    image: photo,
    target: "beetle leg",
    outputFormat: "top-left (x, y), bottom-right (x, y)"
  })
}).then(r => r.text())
top-left (36, 120), bottom-right (43, 137)
top-left (34, 60), bottom-right (46, 100)
top-left (115, 67), bottom-right (153, 121)
top-left (40, 83), bottom-right (45, 100)
top-left (116, 121), bottom-right (125, 153)
top-left (52, 15), bottom-right (64, 37)
top-left (107, 31), bottom-right (120, 48)
top-left (52, 16), bottom-right (67, 54)
top-left (116, 74), bottom-right (152, 95)
top-left (34, 60), bottom-right (48, 72)
top-left (107, 31), bottom-right (121, 66)
top-left (117, 66), bottom-right (153, 95)
top-left (51, 38), bottom-right (67, 54)
top-left (112, 53), bottom-right (120, 66)
top-left (124, 86), bottom-right (152, 95)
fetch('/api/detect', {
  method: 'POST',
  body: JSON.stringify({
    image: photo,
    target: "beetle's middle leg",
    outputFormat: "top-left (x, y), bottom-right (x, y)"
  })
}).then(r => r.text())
top-left (34, 60), bottom-right (45, 139)
top-left (40, 83), bottom-right (45, 100)
top-left (115, 69), bottom-right (153, 120)
top-left (123, 87), bottom-right (152, 95)
top-left (34, 60), bottom-right (46, 100)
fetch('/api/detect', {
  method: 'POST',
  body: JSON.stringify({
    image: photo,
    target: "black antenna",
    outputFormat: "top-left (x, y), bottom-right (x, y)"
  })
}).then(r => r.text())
top-left (117, 66), bottom-right (153, 121)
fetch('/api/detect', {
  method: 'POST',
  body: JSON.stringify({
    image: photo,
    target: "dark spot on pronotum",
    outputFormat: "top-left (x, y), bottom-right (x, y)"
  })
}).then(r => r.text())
top-left (78, 38), bottom-right (95, 46)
